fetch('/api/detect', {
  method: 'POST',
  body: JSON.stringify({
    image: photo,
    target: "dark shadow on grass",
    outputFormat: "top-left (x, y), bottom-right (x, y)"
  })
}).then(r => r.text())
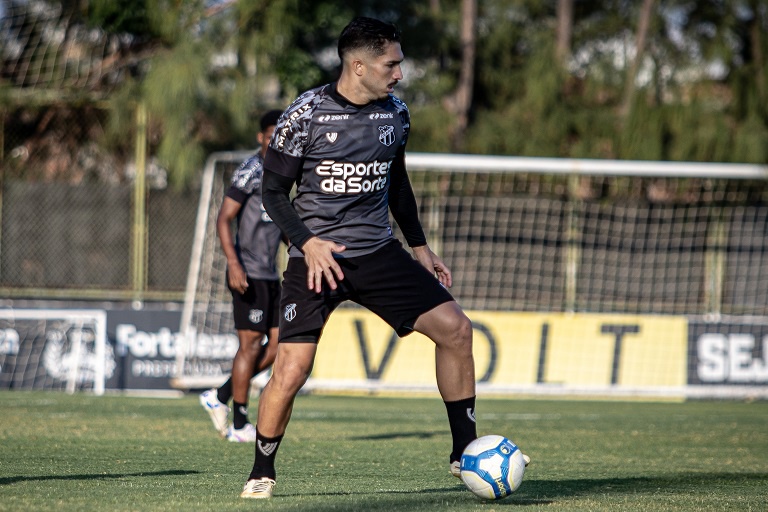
top-left (518, 472), bottom-right (768, 501)
top-left (349, 430), bottom-right (447, 441)
top-left (279, 472), bottom-right (768, 510)
top-left (0, 469), bottom-right (200, 485)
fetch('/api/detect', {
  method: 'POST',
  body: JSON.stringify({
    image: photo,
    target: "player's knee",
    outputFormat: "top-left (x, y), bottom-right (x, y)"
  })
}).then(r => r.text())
top-left (441, 311), bottom-right (473, 352)
top-left (454, 313), bottom-right (473, 347)
top-left (239, 331), bottom-right (265, 353)
top-left (273, 359), bottom-right (313, 393)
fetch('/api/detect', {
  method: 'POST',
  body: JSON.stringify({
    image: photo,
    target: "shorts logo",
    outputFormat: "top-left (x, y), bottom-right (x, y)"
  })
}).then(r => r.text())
top-left (249, 309), bottom-right (263, 324)
top-left (284, 303), bottom-right (297, 322)
top-left (378, 125), bottom-right (395, 146)
top-left (326, 132), bottom-right (338, 143)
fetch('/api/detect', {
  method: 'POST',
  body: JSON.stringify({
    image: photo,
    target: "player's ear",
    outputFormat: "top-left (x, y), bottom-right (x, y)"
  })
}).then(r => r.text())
top-left (353, 58), bottom-right (365, 77)
top-left (256, 132), bottom-right (265, 145)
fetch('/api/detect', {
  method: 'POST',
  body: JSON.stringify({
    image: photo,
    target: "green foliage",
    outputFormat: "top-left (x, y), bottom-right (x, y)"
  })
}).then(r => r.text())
top-left (407, 105), bottom-right (454, 152)
top-left (10, 0), bottom-right (768, 185)
top-left (618, 98), bottom-right (665, 161)
top-left (732, 114), bottom-right (768, 163)
top-left (146, 0), bottom-right (208, 45)
top-left (664, 104), bottom-right (731, 162)
top-left (141, 42), bottom-right (209, 186)
top-left (87, 0), bottom-right (152, 35)
top-left (103, 78), bottom-right (140, 157)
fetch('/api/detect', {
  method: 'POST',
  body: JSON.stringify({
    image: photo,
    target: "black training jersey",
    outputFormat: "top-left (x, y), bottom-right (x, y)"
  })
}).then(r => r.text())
top-left (265, 83), bottom-right (410, 258)
top-left (225, 153), bottom-right (282, 280)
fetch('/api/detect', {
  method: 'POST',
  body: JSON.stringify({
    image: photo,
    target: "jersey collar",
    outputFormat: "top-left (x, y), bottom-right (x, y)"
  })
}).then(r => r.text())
top-left (329, 82), bottom-right (391, 110)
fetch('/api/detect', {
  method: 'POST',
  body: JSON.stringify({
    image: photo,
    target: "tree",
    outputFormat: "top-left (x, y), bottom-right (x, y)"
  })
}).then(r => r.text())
top-left (555, 0), bottom-right (573, 66)
top-left (620, 0), bottom-right (656, 120)
top-left (445, 0), bottom-right (476, 152)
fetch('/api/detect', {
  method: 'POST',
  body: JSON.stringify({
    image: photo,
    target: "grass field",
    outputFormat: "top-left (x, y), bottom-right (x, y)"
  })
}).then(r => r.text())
top-left (1, 391), bottom-right (766, 511)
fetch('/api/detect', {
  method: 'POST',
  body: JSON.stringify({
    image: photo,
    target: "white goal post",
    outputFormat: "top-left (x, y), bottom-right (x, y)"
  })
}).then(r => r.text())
top-left (173, 151), bottom-right (255, 391)
top-left (174, 151), bottom-right (768, 398)
top-left (0, 309), bottom-right (108, 395)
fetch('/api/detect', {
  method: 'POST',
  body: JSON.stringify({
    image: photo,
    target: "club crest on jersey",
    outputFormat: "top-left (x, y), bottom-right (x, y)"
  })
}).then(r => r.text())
top-left (284, 303), bottom-right (297, 322)
top-left (326, 132), bottom-right (338, 143)
top-left (249, 309), bottom-right (263, 324)
top-left (378, 125), bottom-right (395, 146)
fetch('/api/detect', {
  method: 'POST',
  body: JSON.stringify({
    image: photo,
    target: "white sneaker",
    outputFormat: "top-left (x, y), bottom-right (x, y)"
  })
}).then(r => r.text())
top-left (451, 453), bottom-right (530, 477)
top-left (240, 477), bottom-right (275, 499)
top-left (199, 388), bottom-right (229, 436)
top-left (227, 423), bottom-right (257, 443)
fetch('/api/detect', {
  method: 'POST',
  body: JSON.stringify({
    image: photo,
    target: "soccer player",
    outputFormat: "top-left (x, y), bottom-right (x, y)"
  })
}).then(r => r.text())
top-left (239, 17), bottom-right (511, 499)
top-left (199, 109), bottom-right (284, 443)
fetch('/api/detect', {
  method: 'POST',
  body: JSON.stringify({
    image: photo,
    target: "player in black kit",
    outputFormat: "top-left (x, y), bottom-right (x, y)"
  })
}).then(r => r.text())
top-left (240, 17), bottom-right (518, 499)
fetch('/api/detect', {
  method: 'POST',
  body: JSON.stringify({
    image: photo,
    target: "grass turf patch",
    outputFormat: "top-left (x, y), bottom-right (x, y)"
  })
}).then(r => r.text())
top-left (1, 391), bottom-right (766, 511)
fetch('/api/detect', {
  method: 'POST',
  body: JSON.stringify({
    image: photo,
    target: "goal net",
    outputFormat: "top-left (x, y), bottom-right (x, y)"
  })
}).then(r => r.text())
top-left (173, 151), bottom-right (261, 390)
top-left (174, 151), bottom-right (768, 398)
top-left (0, 309), bottom-right (109, 394)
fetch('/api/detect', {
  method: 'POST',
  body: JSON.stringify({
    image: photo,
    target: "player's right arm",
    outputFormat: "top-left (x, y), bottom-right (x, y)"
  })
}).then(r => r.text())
top-left (216, 197), bottom-right (248, 294)
top-left (262, 90), bottom-right (345, 292)
top-left (262, 169), bottom-right (345, 292)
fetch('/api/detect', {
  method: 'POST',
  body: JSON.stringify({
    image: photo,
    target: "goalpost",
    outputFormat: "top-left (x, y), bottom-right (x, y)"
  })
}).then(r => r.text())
top-left (0, 309), bottom-right (108, 395)
top-left (172, 151), bottom-right (260, 391)
top-left (174, 151), bottom-right (768, 398)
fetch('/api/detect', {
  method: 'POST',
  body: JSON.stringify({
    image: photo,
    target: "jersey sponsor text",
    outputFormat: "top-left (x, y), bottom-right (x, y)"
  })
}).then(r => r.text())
top-left (315, 159), bottom-right (391, 194)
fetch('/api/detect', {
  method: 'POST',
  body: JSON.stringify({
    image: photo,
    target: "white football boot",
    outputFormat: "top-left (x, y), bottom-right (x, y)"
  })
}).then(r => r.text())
top-left (226, 423), bottom-right (257, 443)
top-left (241, 477), bottom-right (275, 499)
top-left (199, 388), bottom-right (229, 436)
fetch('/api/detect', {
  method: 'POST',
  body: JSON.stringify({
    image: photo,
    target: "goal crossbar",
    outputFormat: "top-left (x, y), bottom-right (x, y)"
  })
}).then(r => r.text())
top-left (406, 153), bottom-right (768, 179)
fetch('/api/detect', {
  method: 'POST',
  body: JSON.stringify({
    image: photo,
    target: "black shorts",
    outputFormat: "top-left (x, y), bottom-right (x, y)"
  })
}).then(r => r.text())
top-left (228, 276), bottom-right (281, 332)
top-left (278, 240), bottom-right (454, 342)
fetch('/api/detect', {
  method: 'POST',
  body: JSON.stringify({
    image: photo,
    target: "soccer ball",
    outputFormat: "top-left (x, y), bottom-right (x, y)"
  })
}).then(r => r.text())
top-left (460, 434), bottom-right (526, 500)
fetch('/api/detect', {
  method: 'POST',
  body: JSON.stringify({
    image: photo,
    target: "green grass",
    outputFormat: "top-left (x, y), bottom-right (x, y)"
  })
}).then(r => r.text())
top-left (1, 391), bottom-right (766, 511)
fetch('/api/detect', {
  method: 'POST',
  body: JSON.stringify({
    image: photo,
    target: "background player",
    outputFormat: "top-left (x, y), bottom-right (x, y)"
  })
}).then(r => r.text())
top-left (239, 17), bottom-right (503, 499)
top-left (199, 109), bottom-right (284, 442)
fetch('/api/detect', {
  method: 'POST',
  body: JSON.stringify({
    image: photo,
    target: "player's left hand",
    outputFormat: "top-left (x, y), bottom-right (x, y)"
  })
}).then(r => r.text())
top-left (412, 245), bottom-right (452, 288)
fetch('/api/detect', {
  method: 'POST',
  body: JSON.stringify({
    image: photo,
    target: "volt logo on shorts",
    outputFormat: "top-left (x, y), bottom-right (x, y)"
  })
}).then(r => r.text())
top-left (258, 440), bottom-right (278, 456)
top-left (314, 159), bottom-right (391, 194)
top-left (284, 304), bottom-right (297, 322)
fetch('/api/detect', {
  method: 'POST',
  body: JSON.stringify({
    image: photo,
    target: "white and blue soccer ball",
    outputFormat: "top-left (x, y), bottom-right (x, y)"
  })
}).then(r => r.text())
top-left (460, 434), bottom-right (526, 500)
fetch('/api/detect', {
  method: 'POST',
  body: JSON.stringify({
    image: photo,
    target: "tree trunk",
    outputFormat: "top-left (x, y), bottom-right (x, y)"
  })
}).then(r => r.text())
top-left (620, 0), bottom-right (656, 120)
top-left (748, 1), bottom-right (765, 102)
top-left (555, 0), bottom-right (573, 66)
top-left (449, 0), bottom-right (476, 152)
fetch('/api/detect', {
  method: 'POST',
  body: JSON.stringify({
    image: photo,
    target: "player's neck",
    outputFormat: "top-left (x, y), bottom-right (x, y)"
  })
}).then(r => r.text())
top-left (335, 76), bottom-right (375, 107)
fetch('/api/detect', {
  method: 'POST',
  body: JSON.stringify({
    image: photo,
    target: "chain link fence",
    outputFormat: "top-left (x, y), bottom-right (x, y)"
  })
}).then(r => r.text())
top-left (0, 173), bottom-right (199, 301)
top-left (1, 103), bottom-right (199, 301)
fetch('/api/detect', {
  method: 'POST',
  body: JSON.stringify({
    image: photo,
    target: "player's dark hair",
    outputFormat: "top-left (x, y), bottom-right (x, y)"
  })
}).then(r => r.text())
top-left (338, 17), bottom-right (401, 61)
top-left (260, 109), bottom-right (282, 131)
